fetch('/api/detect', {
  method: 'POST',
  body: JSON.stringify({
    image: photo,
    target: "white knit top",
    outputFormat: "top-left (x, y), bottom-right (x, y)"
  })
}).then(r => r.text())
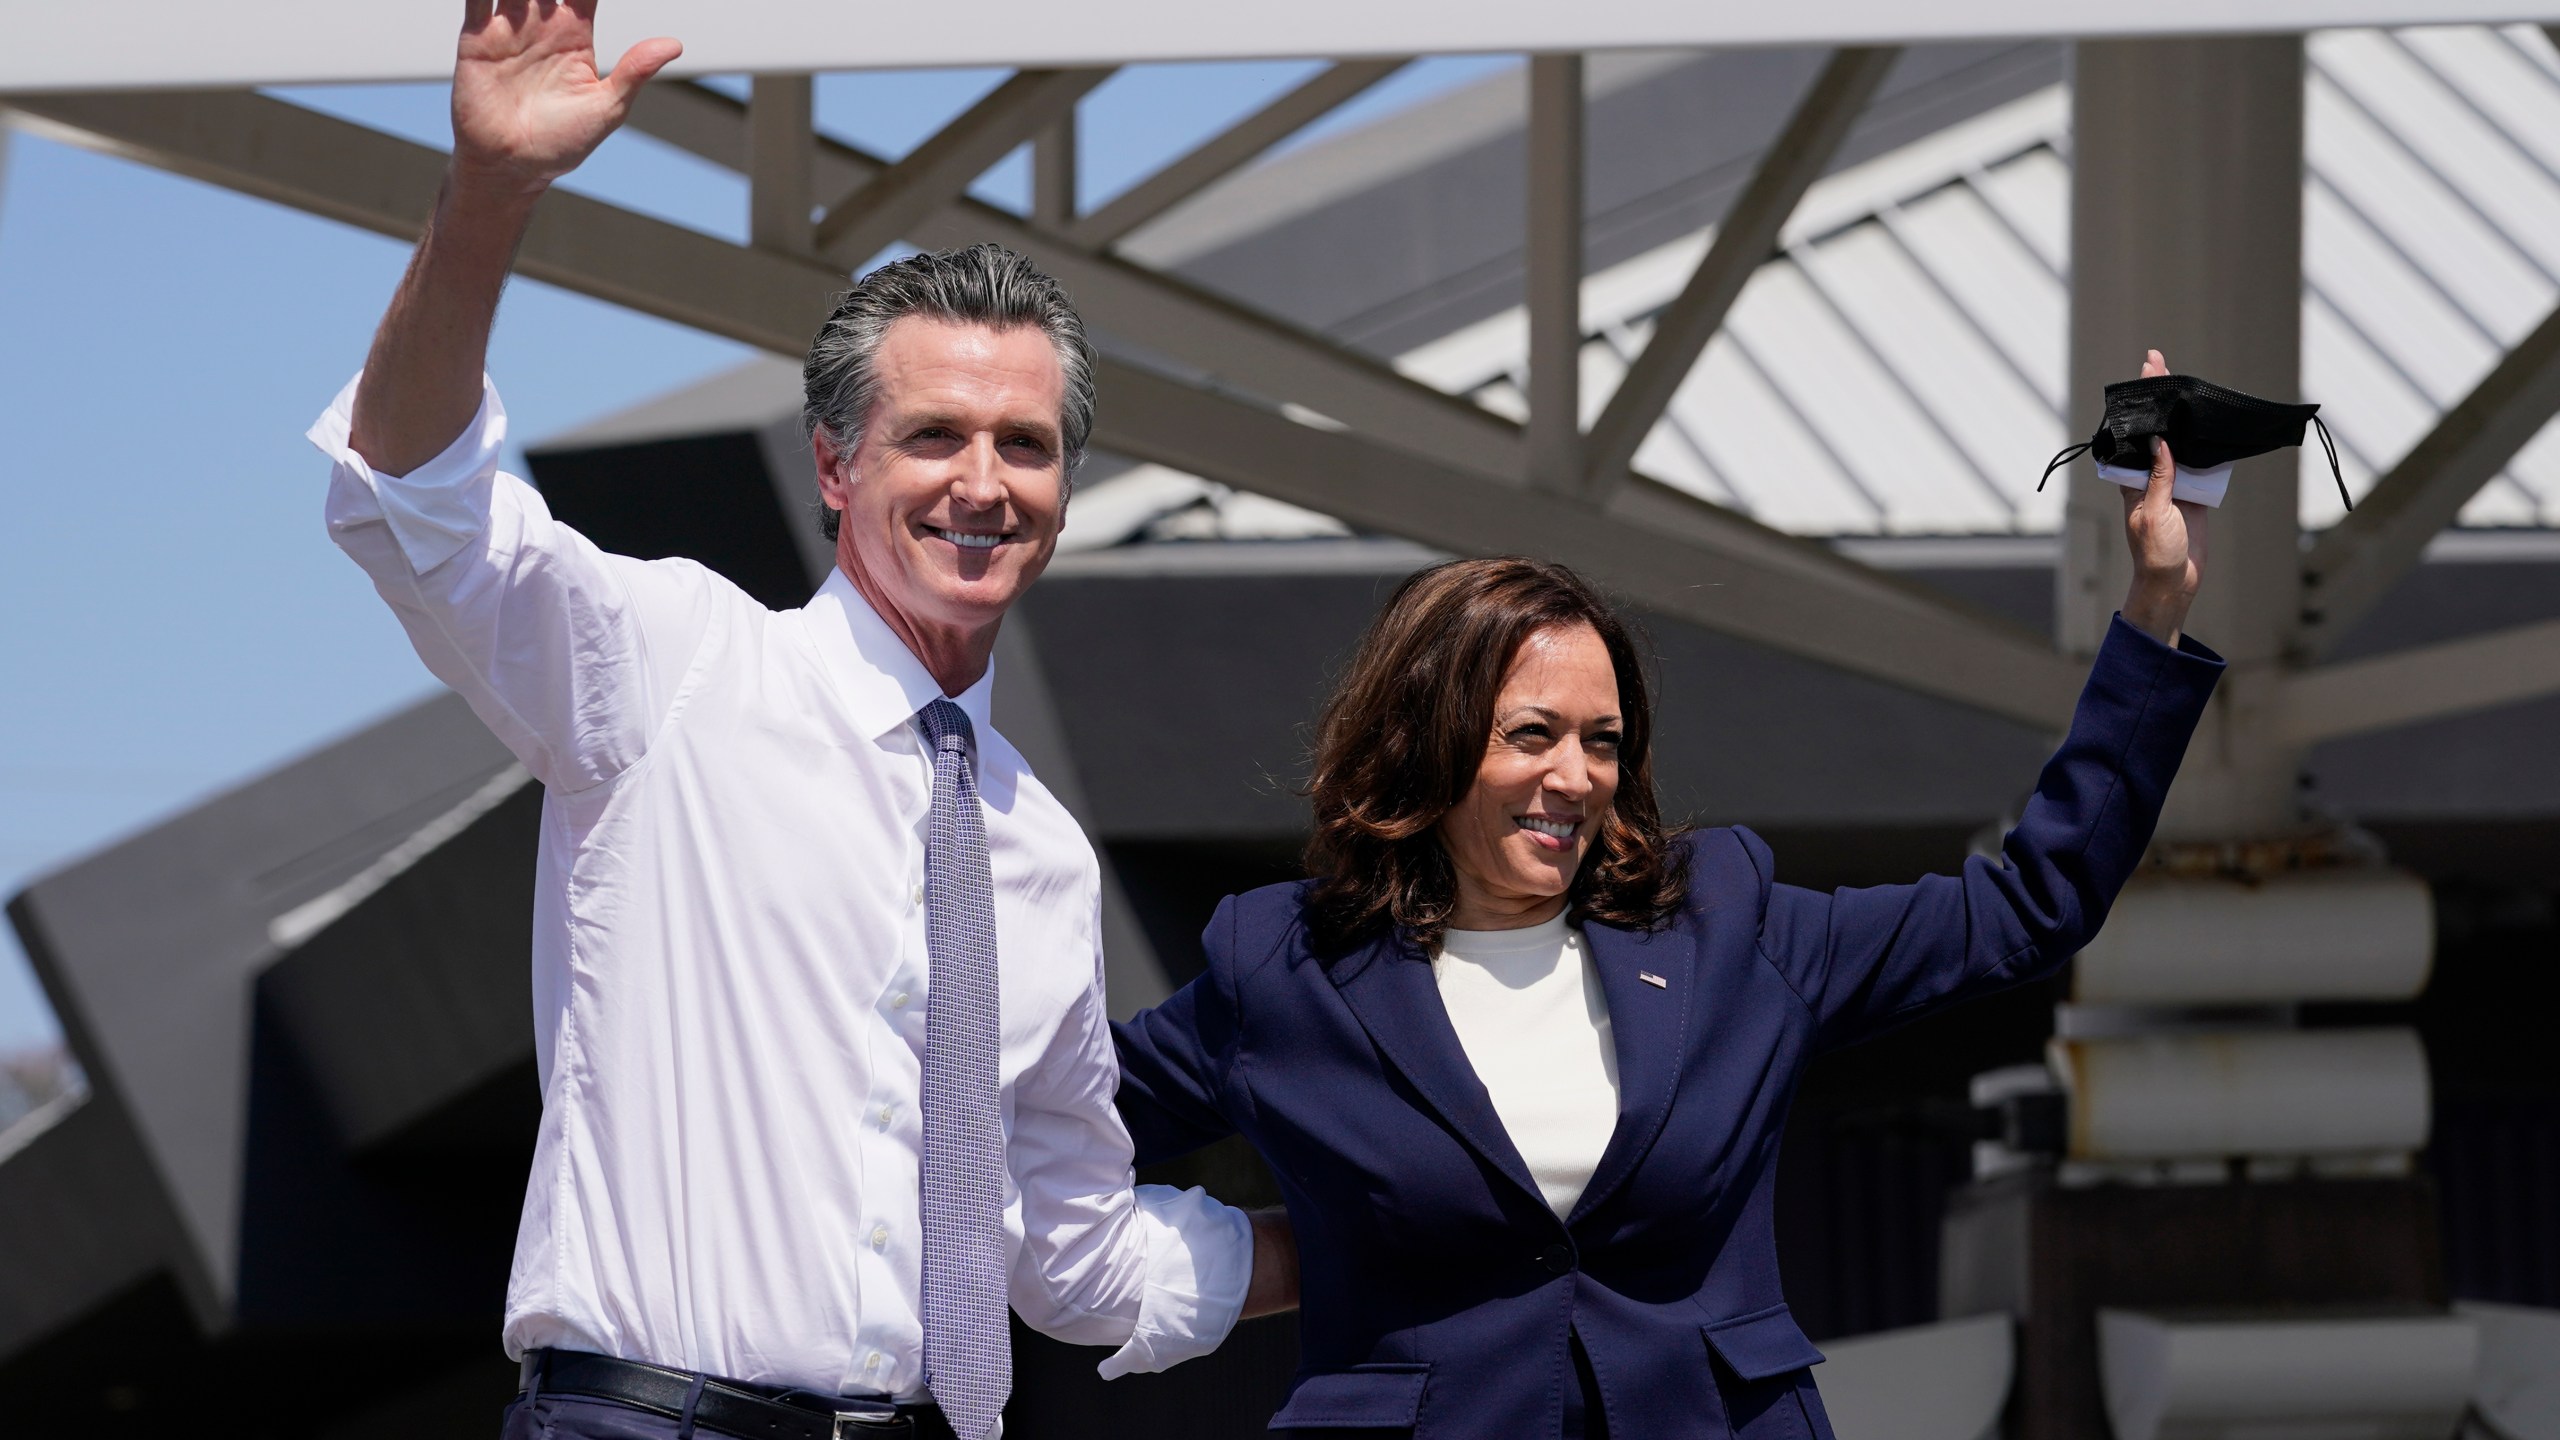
top-left (1433, 913), bottom-right (1622, 1217)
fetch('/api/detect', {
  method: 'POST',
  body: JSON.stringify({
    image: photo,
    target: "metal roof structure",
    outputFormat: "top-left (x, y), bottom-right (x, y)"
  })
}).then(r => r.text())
top-left (1395, 24), bottom-right (2560, 536)
top-left (8, 1), bottom-right (2556, 91)
top-left (11, 13), bottom-right (2560, 1428)
top-left (15, 18), bottom-right (2560, 756)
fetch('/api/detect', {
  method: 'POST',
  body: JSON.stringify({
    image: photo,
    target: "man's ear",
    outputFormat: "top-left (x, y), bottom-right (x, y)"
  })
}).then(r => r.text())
top-left (812, 427), bottom-right (848, 500)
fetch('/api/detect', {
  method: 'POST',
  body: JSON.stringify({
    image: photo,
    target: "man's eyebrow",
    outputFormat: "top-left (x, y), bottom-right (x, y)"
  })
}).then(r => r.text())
top-left (887, 407), bottom-right (1060, 443)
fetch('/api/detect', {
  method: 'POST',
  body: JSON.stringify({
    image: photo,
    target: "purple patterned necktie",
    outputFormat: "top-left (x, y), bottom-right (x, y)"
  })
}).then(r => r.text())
top-left (916, 699), bottom-right (1009, 1440)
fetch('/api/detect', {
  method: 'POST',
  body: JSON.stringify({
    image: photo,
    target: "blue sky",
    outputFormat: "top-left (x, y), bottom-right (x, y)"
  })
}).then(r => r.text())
top-left (0, 57), bottom-right (1512, 1053)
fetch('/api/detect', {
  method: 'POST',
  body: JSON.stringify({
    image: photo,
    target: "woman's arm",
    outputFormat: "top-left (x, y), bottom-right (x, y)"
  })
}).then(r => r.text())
top-left (1756, 617), bottom-right (2222, 1049)
top-left (1757, 354), bottom-right (2223, 1047)
top-left (1113, 897), bottom-right (1250, 1166)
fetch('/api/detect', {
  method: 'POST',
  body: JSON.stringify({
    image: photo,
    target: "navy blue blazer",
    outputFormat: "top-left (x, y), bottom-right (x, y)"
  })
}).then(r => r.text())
top-left (1113, 617), bottom-right (2223, 1440)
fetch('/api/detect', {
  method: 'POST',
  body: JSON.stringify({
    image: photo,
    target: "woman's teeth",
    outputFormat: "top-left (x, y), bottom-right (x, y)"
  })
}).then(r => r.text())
top-left (1516, 816), bottom-right (1577, 840)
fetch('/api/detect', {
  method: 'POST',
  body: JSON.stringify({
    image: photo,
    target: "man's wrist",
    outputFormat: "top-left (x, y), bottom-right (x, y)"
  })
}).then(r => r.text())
top-left (441, 159), bottom-right (552, 224)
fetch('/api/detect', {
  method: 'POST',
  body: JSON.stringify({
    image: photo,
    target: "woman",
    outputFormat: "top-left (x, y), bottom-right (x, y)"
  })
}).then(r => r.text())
top-left (1115, 363), bottom-right (2221, 1439)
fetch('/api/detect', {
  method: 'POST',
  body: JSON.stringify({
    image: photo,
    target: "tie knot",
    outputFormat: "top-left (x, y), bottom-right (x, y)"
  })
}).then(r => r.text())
top-left (919, 698), bottom-right (975, 757)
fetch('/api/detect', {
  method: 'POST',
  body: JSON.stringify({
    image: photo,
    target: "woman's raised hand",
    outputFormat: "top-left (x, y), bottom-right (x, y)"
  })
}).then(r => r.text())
top-left (452, 0), bottom-right (681, 197)
top-left (2120, 348), bottom-right (2210, 647)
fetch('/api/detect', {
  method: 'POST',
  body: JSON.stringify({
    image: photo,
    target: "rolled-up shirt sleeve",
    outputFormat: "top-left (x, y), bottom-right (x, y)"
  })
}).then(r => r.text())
top-left (308, 373), bottom-right (714, 793)
top-left (1004, 911), bottom-right (1253, 1378)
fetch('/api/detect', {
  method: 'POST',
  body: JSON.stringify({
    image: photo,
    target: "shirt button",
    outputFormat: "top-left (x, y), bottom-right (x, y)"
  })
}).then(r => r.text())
top-left (865, 1352), bottom-right (882, 1373)
top-left (870, 1224), bottom-right (891, 1251)
top-left (1537, 1244), bottom-right (1574, 1276)
top-left (912, 882), bottom-right (925, 906)
top-left (876, 1105), bottom-right (895, 1129)
top-left (890, 991), bottom-right (911, 1010)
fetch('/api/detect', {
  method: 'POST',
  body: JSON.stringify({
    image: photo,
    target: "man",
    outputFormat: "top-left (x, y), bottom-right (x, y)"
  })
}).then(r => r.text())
top-left (309, 5), bottom-right (1285, 1438)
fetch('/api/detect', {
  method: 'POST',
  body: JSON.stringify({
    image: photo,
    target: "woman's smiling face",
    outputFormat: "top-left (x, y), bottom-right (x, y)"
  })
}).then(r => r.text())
top-left (1435, 623), bottom-right (1624, 931)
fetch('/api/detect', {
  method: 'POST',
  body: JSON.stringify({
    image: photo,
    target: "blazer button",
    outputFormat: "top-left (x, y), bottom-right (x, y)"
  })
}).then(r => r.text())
top-left (1538, 1244), bottom-right (1574, 1276)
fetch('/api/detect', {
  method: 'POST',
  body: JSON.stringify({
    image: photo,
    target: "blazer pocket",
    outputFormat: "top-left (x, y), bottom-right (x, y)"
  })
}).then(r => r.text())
top-left (1702, 1303), bottom-right (1826, 1381)
top-left (1268, 1363), bottom-right (1433, 1431)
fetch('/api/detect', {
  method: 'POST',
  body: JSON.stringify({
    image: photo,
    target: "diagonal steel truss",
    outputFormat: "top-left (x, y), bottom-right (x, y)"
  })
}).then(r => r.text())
top-left (8, 48), bottom-right (2559, 748)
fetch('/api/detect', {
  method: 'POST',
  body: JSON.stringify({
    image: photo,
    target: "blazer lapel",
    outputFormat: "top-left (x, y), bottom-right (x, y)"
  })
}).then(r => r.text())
top-left (1329, 935), bottom-right (1543, 1207)
top-left (1568, 919), bottom-right (1699, 1225)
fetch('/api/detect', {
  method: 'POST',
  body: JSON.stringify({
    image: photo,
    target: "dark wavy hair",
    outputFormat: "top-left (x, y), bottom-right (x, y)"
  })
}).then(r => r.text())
top-left (1302, 557), bottom-right (1688, 955)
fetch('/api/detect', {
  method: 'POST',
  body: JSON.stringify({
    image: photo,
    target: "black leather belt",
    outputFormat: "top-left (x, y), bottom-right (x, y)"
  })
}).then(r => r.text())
top-left (525, 1349), bottom-right (954, 1440)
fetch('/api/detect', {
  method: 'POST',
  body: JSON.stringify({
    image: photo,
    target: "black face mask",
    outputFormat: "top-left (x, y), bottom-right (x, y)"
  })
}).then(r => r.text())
top-left (2039, 374), bottom-right (2348, 511)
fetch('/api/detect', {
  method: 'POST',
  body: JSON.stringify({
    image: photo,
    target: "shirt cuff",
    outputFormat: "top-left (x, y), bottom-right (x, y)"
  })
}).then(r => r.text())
top-left (1093, 1184), bottom-right (1254, 1380)
top-left (307, 371), bottom-right (511, 573)
top-left (2094, 457), bottom-right (2232, 508)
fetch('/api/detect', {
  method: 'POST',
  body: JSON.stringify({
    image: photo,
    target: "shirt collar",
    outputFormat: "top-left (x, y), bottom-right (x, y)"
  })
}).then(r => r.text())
top-left (801, 566), bottom-right (996, 743)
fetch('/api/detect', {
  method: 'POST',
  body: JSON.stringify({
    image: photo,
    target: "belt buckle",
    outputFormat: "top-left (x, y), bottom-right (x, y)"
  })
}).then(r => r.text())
top-left (831, 1411), bottom-right (905, 1437)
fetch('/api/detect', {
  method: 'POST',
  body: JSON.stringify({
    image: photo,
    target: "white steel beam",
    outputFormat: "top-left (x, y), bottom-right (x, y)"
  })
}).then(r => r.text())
top-left (1099, 361), bottom-right (2086, 727)
top-left (6, 85), bottom-right (2084, 728)
top-left (1032, 113), bottom-right (1077, 231)
top-left (3, 89), bottom-right (840, 354)
top-left (1582, 47), bottom-right (1898, 495)
top-left (2297, 303), bottom-right (2560, 660)
top-left (11, 2), bottom-right (2560, 92)
top-left (2276, 618), bottom-right (2560, 744)
top-left (747, 75), bottom-right (814, 254)
top-left (1066, 59), bottom-right (1405, 250)
top-left (1526, 55), bottom-right (1586, 492)
top-left (625, 80), bottom-right (1529, 480)
top-left (814, 68), bottom-right (1109, 268)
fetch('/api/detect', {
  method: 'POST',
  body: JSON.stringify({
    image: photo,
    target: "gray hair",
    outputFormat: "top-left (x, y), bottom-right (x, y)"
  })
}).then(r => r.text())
top-left (802, 243), bottom-right (1096, 541)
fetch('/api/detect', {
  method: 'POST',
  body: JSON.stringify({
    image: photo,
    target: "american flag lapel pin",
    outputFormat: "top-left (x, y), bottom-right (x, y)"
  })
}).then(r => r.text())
top-left (1638, 971), bottom-right (1667, 988)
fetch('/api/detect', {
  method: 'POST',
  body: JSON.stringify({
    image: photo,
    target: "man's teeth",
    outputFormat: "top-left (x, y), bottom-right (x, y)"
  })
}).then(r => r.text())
top-left (932, 527), bottom-right (1004, 550)
top-left (1517, 816), bottom-right (1577, 839)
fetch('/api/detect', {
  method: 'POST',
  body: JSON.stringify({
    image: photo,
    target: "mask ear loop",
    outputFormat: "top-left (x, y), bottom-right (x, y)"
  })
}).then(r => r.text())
top-left (2037, 440), bottom-right (2094, 493)
top-left (2311, 415), bottom-right (2351, 512)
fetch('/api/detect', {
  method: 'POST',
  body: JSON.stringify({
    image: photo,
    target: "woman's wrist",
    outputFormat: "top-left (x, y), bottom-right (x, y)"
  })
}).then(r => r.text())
top-left (2120, 583), bottom-right (2191, 648)
top-left (1240, 1206), bottom-right (1299, 1319)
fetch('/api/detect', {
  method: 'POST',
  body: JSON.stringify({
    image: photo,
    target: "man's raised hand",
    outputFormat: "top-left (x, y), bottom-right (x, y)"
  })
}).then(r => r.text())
top-left (453, 0), bottom-right (681, 197)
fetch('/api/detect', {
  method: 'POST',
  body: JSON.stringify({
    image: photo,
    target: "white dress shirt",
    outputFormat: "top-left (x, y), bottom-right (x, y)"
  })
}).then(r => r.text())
top-left (1433, 915), bottom-right (1620, 1217)
top-left (309, 375), bottom-right (1250, 1397)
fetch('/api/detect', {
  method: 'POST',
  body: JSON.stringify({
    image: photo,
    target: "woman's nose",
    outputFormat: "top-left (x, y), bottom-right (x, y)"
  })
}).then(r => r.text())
top-left (1546, 742), bottom-right (1594, 798)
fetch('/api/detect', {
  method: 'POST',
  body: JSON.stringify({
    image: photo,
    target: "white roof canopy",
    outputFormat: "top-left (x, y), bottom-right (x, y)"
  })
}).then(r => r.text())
top-left (8, 0), bottom-right (2560, 91)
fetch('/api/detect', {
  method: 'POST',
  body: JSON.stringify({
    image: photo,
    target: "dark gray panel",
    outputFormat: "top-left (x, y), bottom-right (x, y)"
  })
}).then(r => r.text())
top-left (259, 781), bottom-right (542, 1152)
top-left (7, 690), bottom-right (514, 1301)
top-left (0, 1093), bottom-right (194, 1355)
top-left (1019, 561), bottom-right (2054, 841)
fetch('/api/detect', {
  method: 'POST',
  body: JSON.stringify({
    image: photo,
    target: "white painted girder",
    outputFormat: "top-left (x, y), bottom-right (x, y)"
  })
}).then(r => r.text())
top-left (1, 84), bottom-right (2089, 731)
top-left (9, 2), bottom-right (2560, 92)
top-left (2279, 615), bottom-right (2560, 743)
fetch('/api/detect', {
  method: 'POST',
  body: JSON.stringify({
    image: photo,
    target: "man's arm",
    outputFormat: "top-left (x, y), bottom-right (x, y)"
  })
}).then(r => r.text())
top-left (1004, 919), bottom-right (1259, 1376)
top-left (349, 0), bottom-right (678, 474)
top-left (313, 1), bottom-right (702, 793)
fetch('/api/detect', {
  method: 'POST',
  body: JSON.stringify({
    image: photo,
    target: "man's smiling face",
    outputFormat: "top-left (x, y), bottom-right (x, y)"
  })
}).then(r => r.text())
top-left (818, 315), bottom-right (1068, 645)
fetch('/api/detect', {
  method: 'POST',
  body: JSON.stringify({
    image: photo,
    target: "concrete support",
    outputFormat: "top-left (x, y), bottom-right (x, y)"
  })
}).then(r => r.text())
top-left (2065, 37), bottom-right (2306, 840)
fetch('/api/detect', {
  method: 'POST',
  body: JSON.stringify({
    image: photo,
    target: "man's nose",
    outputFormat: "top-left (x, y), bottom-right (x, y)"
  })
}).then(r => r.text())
top-left (948, 435), bottom-right (1005, 510)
